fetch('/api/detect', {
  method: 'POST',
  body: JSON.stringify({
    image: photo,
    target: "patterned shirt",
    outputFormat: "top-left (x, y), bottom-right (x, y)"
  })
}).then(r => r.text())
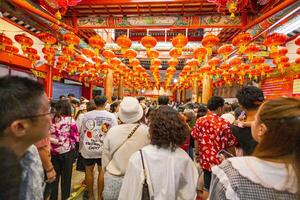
top-left (20, 145), bottom-right (44, 200)
top-left (50, 116), bottom-right (79, 155)
top-left (191, 112), bottom-right (237, 171)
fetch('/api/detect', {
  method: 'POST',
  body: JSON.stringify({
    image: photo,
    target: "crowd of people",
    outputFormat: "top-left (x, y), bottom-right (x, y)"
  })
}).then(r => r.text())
top-left (0, 75), bottom-right (299, 200)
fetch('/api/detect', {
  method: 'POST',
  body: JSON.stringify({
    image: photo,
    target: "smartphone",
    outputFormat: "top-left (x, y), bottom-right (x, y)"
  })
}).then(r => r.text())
top-left (217, 149), bottom-right (234, 159)
top-left (238, 111), bottom-right (246, 120)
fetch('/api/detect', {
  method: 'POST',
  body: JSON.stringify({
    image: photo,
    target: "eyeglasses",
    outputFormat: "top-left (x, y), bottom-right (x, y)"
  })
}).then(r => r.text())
top-left (18, 108), bottom-right (56, 120)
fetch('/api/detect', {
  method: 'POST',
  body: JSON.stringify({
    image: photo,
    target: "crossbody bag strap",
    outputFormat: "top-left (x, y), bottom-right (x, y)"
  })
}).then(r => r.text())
top-left (139, 149), bottom-right (147, 181)
top-left (110, 124), bottom-right (140, 159)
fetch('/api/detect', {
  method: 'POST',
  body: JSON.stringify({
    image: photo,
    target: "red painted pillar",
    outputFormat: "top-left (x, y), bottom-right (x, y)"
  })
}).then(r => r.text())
top-left (82, 83), bottom-right (93, 100)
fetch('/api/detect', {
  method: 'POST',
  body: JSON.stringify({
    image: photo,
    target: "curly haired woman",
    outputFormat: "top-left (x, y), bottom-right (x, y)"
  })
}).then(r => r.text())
top-left (118, 106), bottom-right (198, 200)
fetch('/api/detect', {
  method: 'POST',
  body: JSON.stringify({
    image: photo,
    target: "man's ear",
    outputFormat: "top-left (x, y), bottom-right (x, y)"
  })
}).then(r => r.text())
top-left (9, 120), bottom-right (29, 138)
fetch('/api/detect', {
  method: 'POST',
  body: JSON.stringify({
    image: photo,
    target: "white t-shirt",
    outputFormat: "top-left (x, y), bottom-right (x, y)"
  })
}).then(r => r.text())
top-left (80, 110), bottom-right (118, 159)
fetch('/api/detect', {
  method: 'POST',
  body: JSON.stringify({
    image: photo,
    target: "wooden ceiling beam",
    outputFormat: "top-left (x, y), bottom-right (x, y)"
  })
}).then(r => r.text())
top-left (78, 0), bottom-right (208, 5)
top-left (74, 11), bottom-right (224, 16)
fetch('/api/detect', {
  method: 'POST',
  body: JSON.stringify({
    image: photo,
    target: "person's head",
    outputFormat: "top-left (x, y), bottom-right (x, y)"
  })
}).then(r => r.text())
top-left (183, 109), bottom-right (195, 123)
top-left (94, 96), bottom-right (107, 108)
top-left (207, 96), bottom-right (225, 116)
top-left (67, 93), bottom-right (75, 101)
top-left (110, 101), bottom-right (120, 113)
top-left (236, 86), bottom-right (264, 111)
top-left (71, 99), bottom-right (80, 107)
top-left (158, 95), bottom-right (169, 106)
top-left (137, 96), bottom-right (146, 104)
top-left (224, 103), bottom-right (232, 113)
top-left (197, 104), bottom-right (208, 118)
top-left (59, 95), bottom-right (66, 100)
top-left (0, 76), bottom-right (51, 156)
top-left (53, 100), bottom-right (72, 120)
top-left (149, 106), bottom-right (188, 151)
top-left (87, 100), bottom-right (97, 112)
top-left (0, 146), bottom-right (21, 200)
top-left (252, 97), bottom-right (300, 193)
top-left (111, 96), bottom-right (118, 102)
top-left (118, 97), bottom-right (144, 124)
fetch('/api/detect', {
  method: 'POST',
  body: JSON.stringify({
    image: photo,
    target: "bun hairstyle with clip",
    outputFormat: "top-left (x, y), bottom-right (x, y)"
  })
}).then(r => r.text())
top-left (253, 97), bottom-right (300, 193)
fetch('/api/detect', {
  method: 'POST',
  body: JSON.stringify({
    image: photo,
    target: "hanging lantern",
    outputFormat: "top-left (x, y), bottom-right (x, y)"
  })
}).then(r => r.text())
top-left (42, 47), bottom-right (55, 65)
top-left (169, 47), bottom-right (182, 58)
top-left (295, 57), bottom-right (300, 64)
top-left (0, 33), bottom-right (13, 50)
top-left (172, 34), bottom-right (188, 54)
top-left (130, 58), bottom-right (140, 69)
top-left (62, 46), bottom-right (75, 60)
top-left (244, 43), bottom-right (260, 61)
top-left (251, 56), bottom-right (265, 69)
top-left (229, 57), bottom-right (242, 70)
top-left (186, 59), bottom-right (200, 71)
top-left (219, 63), bottom-right (230, 71)
top-left (89, 35), bottom-right (105, 56)
top-left (111, 57), bottom-right (121, 70)
top-left (141, 35), bottom-right (157, 53)
top-left (14, 34), bottom-right (33, 53)
top-left (151, 58), bottom-right (161, 67)
top-left (82, 48), bottom-right (95, 58)
top-left (166, 66), bottom-right (176, 75)
top-left (124, 49), bottom-right (137, 63)
top-left (194, 47), bottom-right (207, 63)
top-left (238, 63), bottom-right (250, 77)
top-left (208, 57), bottom-right (221, 70)
top-left (116, 35), bottom-right (132, 53)
top-left (202, 34), bottom-right (219, 57)
top-left (264, 33), bottom-right (287, 53)
top-left (147, 49), bottom-right (159, 59)
top-left (218, 44), bottom-right (233, 60)
top-left (102, 49), bottom-right (115, 64)
top-left (295, 35), bottom-right (300, 46)
top-left (167, 58), bottom-right (178, 68)
top-left (232, 32), bottom-right (252, 54)
top-left (269, 46), bottom-right (288, 63)
top-left (37, 32), bottom-right (57, 50)
top-left (4, 45), bottom-right (19, 55)
top-left (63, 33), bottom-right (80, 50)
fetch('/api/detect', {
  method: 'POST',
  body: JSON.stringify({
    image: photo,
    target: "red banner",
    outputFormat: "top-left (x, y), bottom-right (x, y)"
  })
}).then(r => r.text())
top-left (260, 76), bottom-right (293, 100)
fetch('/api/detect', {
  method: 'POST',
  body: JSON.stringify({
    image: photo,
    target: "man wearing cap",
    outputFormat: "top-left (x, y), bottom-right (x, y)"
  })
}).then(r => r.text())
top-left (80, 96), bottom-right (117, 200)
top-left (102, 97), bottom-right (150, 199)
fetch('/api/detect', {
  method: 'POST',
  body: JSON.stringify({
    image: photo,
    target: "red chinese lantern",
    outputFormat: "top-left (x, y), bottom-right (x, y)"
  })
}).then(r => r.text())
top-left (75, 55), bottom-right (86, 63)
top-left (194, 47), bottom-right (207, 63)
top-left (244, 43), bottom-right (260, 61)
top-left (218, 44), bottom-right (233, 59)
top-left (295, 35), bottom-right (300, 46)
top-left (37, 32), bottom-right (57, 49)
top-left (251, 56), bottom-right (265, 69)
top-left (63, 33), bottom-right (80, 49)
top-left (62, 46), bottom-right (75, 60)
top-left (186, 59), bottom-right (200, 71)
top-left (167, 58), bottom-right (178, 68)
top-left (124, 49), bottom-right (137, 61)
top-left (141, 35), bottom-right (157, 53)
top-left (0, 33), bottom-right (12, 50)
top-left (172, 34), bottom-right (188, 54)
top-left (202, 34), bottom-right (219, 56)
top-left (232, 32), bottom-right (252, 54)
top-left (229, 57), bottom-right (242, 70)
top-left (82, 48), bottom-right (95, 58)
top-left (264, 33), bottom-right (287, 53)
top-left (151, 58), bottom-right (161, 67)
top-left (14, 34), bottom-right (33, 53)
top-left (116, 35), bottom-right (132, 53)
top-left (4, 45), bottom-right (19, 54)
top-left (130, 58), bottom-right (140, 68)
top-left (89, 35), bottom-right (105, 56)
top-left (111, 57), bottom-right (121, 70)
top-left (208, 57), bottom-right (221, 70)
top-left (238, 63), bottom-right (250, 76)
top-left (169, 47), bottom-right (182, 58)
top-left (102, 49), bottom-right (115, 63)
top-left (295, 57), bottom-right (300, 64)
top-left (219, 63), bottom-right (230, 71)
top-left (42, 47), bottom-right (55, 56)
top-left (147, 49), bottom-right (159, 59)
top-left (166, 67), bottom-right (176, 75)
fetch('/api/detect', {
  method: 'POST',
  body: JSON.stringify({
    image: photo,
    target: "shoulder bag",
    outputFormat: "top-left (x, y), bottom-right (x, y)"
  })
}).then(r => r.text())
top-left (139, 149), bottom-right (151, 200)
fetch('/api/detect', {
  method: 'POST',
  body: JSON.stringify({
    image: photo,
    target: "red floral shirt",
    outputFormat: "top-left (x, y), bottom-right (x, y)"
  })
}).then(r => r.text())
top-left (191, 112), bottom-right (237, 171)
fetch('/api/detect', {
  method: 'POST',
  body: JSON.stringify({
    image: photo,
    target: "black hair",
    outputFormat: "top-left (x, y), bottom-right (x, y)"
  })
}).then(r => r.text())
top-left (197, 104), bottom-right (208, 118)
top-left (0, 76), bottom-right (44, 134)
top-left (68, 93), bottom-right (75, 97)
top-left (94, 96), bottom-right (107, 107)
top-left (236, 86), bottom-right (264, 110)
top-left (111, 96), bottom-right (118, 102)
top-left (59, 95), bottom-right (66, 99)
top-left (110, 101), bottom-right (120, 113)
top-left (207, 96), bottom-right (225, 111)
top-left (53, 100), bottom-right (72, 121)
top-left (137, 96), bottom-right (146, 103)
top-left (0, 146), bottom-right (21, 200)
top-left (185, 102), bottom-right (194, 109)
top-left (87, 100), bottom-right (97, 111)
top-left (158, 95), bottom-right (169, 105)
